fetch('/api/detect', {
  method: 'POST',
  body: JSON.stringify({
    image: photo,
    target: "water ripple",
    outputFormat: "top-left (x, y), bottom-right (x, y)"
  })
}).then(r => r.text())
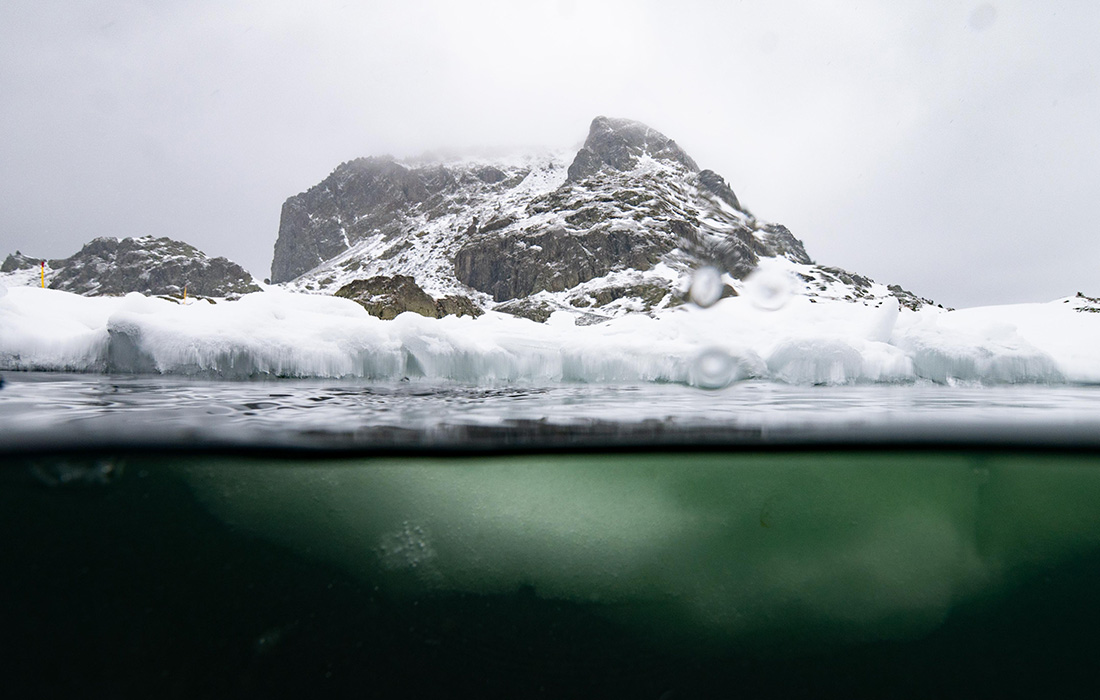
top-left (2, 372), bottom-right (1099, 449)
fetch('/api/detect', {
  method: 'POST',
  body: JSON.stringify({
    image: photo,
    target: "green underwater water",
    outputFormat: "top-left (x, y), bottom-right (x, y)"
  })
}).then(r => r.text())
top-left (4, 449), bottom-right (1100, 698)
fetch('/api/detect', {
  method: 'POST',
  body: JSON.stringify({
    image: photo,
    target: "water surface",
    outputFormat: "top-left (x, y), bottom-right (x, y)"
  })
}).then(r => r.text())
top-left (4, 372), bottom-right (1100, 450)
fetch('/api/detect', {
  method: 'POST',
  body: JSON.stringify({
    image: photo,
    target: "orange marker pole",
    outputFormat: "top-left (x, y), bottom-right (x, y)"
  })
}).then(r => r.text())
top-left (183, 285), bottom-right (187, 301)
top-left (40, 261), bottom-right (44, 288)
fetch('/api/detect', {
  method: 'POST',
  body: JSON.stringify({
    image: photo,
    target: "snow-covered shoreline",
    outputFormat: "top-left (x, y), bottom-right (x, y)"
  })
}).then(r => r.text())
top-left (2, 283), bottom-right (1098, 385)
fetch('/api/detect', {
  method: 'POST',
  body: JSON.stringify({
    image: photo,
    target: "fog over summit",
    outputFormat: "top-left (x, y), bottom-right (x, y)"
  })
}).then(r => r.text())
top-left (273, 115), bottom-right (927, 324)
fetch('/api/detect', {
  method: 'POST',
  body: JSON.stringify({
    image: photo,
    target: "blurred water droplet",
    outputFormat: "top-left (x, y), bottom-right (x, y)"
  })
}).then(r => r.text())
top-left (691, 348), bottom-right (737, 390)
top-left (744, 267), bottom-right (793, 311)
top-left (689, 266), bottom-right (724, 308)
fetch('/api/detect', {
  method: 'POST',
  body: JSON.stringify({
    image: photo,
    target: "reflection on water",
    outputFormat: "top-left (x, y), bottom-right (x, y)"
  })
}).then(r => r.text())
top-left (2, 372), bottom-right (1100, 450)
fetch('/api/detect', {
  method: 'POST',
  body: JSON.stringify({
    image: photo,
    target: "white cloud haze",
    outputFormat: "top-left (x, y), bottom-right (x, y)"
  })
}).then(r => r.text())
top-left (1, 0), bottom-right (1097, 307)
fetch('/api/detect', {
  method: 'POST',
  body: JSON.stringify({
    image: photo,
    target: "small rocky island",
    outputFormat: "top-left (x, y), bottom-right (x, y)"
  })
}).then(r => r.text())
top-left (3, 236), bottom-right (260, 299)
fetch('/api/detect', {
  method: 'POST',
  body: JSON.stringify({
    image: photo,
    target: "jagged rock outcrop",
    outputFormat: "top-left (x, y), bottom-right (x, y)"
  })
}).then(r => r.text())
top-left (46, 236), bottom-right (261, 297)
top-left (335, 275), bottom-right (481, 320)
top-left (1073, 291), bottom-right (1100, 313)
top-left (454, 226), bottom-right (670, 302)
top-left (696, 170), bottom-right (743, 213)
top-left (1, 251), bottom-right (42, 272)
top-left (566, 116), bottom-right (700, 181)
top-left (272, 115), bottom-right (926, 322)
top-left (494, 299), bottom-right (556, 323)
top-left (271, 157), bottom-right (455, 284)
top-left (450, 117), bottom-right (786, 297)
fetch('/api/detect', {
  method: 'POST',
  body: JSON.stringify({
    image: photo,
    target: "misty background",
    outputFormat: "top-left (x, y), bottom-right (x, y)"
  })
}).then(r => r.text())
top-left (1, 1), bottom-right (1096, 309)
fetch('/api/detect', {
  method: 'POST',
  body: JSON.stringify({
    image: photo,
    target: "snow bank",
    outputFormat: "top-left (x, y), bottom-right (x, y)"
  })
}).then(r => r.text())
top-left (2, 285), bottom-right (1098, 385)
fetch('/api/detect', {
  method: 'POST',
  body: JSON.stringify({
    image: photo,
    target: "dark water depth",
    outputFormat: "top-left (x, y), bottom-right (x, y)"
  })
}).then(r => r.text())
top-left (5, 449), bottom-right (1100, 698)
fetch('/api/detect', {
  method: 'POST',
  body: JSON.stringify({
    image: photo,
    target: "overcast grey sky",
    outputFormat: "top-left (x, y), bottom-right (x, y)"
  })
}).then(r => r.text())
top-left (2, 1), bottom-right (1097, 308)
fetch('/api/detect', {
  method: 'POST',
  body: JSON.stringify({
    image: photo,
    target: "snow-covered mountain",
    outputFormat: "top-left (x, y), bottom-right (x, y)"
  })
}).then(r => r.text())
top-left (2, 236), bottom-right (260, 298)
top-left (273, 116), bottom-right (933, 321)
top-left (11, 116), bottom-right (1096, 387)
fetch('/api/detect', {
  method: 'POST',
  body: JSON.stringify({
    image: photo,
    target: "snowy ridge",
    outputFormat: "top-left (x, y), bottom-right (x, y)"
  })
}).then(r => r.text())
top-left (275, 117), bottom-right (932, 322)
top-left (2, 284), bottom-right (1097, 385)
top-left (0, 265), bottom-right (45, 290)
top-left (284, 150), bottom-right (572, 301)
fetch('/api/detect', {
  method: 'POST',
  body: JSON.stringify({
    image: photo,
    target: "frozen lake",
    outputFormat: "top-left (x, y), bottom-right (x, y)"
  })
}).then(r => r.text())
top-left (4, 372), bottom-right (1100, 451)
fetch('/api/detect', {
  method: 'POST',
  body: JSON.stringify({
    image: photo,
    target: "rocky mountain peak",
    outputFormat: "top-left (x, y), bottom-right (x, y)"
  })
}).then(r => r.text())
top-left (696, 169), bottom-right (745, 214)
top-left (45, 235), bottom-right (260, 298)
top-left (1, 251), bottom-right (42, 273)
top-left (270, 115), bottom-right (929, 321)
top-left (271, 155), bottom-right (469, 284)
top-left (567, 116), bottom-right (700, 182)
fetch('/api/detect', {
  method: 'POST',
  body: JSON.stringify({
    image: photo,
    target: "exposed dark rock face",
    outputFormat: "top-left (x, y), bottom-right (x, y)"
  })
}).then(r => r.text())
top-left (569, 283), bottom-right (675, 311)
top-left (696, 170), bottom-right (743, 213)
top-left (760, 224), bottom-right (812, 265)
top-left (436, 295), bottom-right (483, 318)
top-left (335, 275), bottom-right (436, 319)
top-left (335, 276), bottom-right (482, 320)
top-left (273, 117), bottom-right (816, 310)
top-left (454, 227), bottom-right (671, 302)
top-left (567, 116), bottom-right (699, 181)
top-left (270, 157), bottom-right (429, 283)
top-left (475, 166), bottom-right (506, 184)
top-left (47, 236), bottom-right (261, 297)
top-left (820, 266), bottom-right (872, 290)
top-left (1, 251), bottom-right (41, 272)
top-left (451, 118), bottom-right (801, 303)
top-left (272, 157), bottom-right (464, 283)
top-left (273, 115), bottom-right (928, 320)
top-left (494, 299), bottom-right (555, 323)
top-left (887, 284), bottom-right (938, 312)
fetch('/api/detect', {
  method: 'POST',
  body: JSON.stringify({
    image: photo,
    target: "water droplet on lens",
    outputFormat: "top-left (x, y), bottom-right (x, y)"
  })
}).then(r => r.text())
top-left (744, 266), bottom-right (793, 311)
top-left (689, 266), bottom-right (724, 308)
top-left (691, 348), bottom-right (737, 390)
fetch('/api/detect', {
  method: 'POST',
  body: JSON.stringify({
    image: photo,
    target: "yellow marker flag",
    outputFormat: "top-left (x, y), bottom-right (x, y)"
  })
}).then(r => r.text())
top-left (40, 262), bottom-right (44, 288)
